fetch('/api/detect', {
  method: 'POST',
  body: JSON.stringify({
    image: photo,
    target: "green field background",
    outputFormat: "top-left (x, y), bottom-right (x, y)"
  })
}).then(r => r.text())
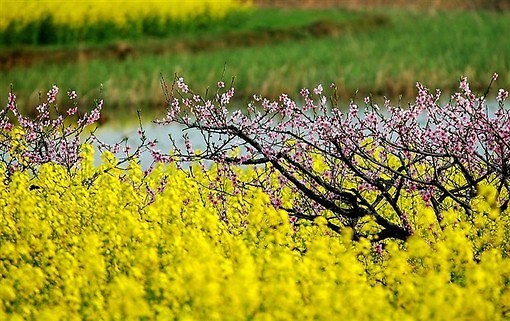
top-left (1, 1), bottom-right (509, 121)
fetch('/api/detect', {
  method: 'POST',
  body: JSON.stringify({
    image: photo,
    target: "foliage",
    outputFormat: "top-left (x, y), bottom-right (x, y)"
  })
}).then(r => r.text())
top-left (0, 0), bottom-right (250, 45)
top-left (3, 9), bottom-right (509, 113)
top-left (0, 76), bottom-right (509, 319)
top-left (0, 151), bottom-right (509, 320)
top-left (154, 74), bottom-right (510, 242)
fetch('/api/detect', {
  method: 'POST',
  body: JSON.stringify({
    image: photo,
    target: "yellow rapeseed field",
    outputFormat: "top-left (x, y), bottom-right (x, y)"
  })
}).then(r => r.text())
top-left (0, 0), bottom-right (249, 31)
top-left (0, 145), bottom-right (509, 320)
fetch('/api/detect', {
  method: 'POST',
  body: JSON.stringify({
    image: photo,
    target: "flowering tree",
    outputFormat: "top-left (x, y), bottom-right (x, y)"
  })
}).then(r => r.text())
top-left (153, 74), bottom-right (509, 241)
top-left (0, 84), bottom-right (152, 185)
top-left (2, 76), bottom-right (508, 242)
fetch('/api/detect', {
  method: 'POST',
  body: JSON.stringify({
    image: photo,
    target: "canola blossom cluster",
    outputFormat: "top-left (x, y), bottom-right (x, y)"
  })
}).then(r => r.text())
top-left (0, 147), bottom-right (509, 320)
top-left (1, 78), bottom-right (509, 319)
top-left (0, 0), bottom-right (250, 45)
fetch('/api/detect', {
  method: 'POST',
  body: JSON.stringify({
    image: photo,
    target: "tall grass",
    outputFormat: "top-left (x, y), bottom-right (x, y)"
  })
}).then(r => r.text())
top-left (2, 9), bottom-right (509, 117)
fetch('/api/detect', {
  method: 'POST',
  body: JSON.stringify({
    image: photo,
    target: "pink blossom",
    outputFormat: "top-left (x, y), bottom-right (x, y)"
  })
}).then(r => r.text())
top-left (47, 85), bottom-right (59, 104)
top-left (176, 77), bottom-right (189, 93)
top-left (497, 89), bottom-right (508, 102)
top-left (313, 84), bottom-right (323, 96)
top-left (67, 107), bottom-right (78, 115)
top-left (67, 90), bottom-right (77, 100)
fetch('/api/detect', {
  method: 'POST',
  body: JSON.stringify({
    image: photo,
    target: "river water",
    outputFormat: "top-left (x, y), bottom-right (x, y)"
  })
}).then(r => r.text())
top-left (92, 99), bottom-right (503, 169)
top-left (92, 120), bottom-right (209, 168)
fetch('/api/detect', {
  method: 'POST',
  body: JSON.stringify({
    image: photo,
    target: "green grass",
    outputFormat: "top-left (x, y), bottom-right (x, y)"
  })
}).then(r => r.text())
top-left (1, 8), bottom-right (509, 120)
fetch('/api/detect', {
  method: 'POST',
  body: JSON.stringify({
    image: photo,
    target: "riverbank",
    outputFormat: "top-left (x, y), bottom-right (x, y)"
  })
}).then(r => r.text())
top-left (1, 7), bottom-right (509, 121)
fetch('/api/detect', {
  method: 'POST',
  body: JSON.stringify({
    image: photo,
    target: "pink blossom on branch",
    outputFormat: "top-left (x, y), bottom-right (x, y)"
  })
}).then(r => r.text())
top-left (47, 85), bottom-right (59, 104)
top-left (154, 74), bottom-right (510, 242)
top-left (497, 89), bottom-right (509, 103)
top-left (0, 86), bottom-right (154, 184)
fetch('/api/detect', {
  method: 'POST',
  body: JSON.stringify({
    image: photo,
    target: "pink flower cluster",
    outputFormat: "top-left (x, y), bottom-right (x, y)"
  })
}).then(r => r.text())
top-left (2, 74), bottom-right (507, 243)
top-left (1, 85), bottom-right (88, 174)
top-left (154, 74), bottom-right (509, 241)
top-left (1, 85), bottom-right (153, 182)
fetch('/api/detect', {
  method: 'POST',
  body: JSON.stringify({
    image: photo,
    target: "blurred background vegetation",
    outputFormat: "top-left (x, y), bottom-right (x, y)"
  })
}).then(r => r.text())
top-left (1, 0), bottom-right (509, 122)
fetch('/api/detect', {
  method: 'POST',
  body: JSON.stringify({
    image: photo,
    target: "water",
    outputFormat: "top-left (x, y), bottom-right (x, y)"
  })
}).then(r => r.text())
top-left (93, 99), bottom-right (503, 169)
top-left (93, 120), bottom-right (209, 168)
